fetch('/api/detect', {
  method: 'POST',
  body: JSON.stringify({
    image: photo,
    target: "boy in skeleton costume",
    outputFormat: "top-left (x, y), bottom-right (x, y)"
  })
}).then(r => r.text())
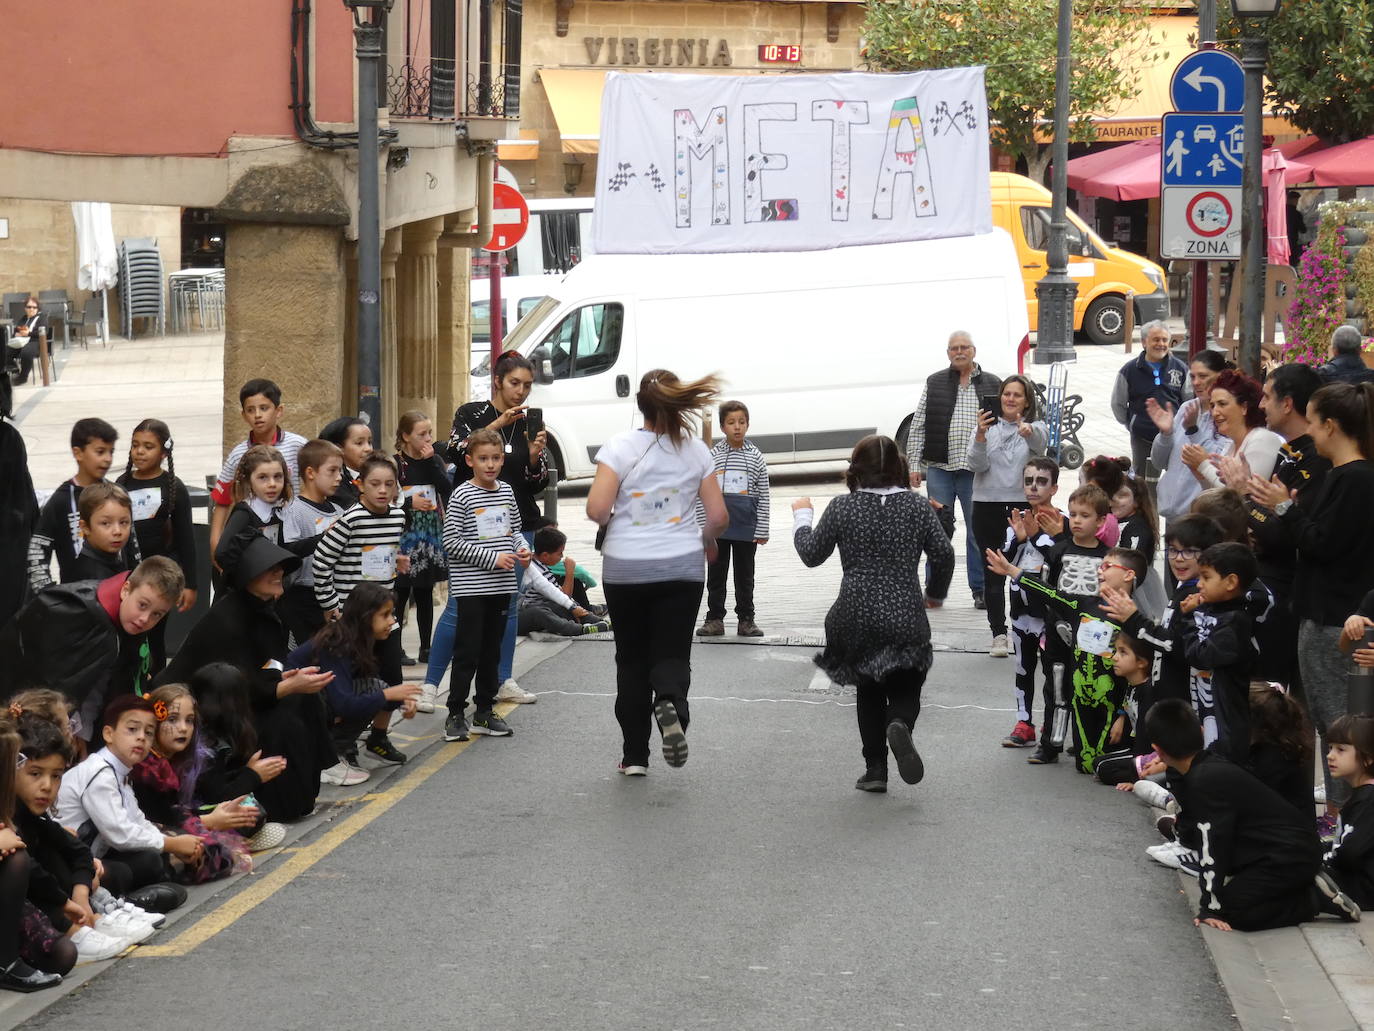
top-left (997, 457), bottom-right (1063, 749)
top-left (1177, 543), bottom-right (1258, 764)
top-left (985, 485), bottom-right (1123, 773)
top-left (1103, 515), bottom-right (1226, 742)
top-left (1144, 699), bottom-right (1356, 931)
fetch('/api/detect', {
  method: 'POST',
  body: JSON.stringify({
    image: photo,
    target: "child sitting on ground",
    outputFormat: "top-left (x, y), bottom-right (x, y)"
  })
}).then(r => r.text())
top-left (130, 684), bottom-right (260, 875)
top-left (998, 456), bottom-right (1061, 748)
top-left (1246, 683), bottom-right (1313, 816)
top-left (1321, 714), bottom-right (1374, 910)
top-left (54, 696), bottom-right (201, 913)
top-left (288, 583), bottom-right (421, 782)
top-left (66, 483), bottom-right (141, 582)
top-left (185, 663), bottom-right (295, 804)
top-left (519, 527), bottom-right (610, 639)
top-left (1177, 542), bottom-right (1258, 763)
top-left (1145, 697), bottom-right (1358, 931)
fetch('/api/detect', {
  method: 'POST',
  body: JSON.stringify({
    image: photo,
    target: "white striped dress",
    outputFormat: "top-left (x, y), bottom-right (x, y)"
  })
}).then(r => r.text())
top-left (311, 502), bottom-right (407, 612)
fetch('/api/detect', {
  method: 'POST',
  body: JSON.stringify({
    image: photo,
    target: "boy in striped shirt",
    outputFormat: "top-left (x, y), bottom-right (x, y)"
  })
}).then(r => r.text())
top-left (311, 451), bottom-right (411, 765)
top-left (697, 400), bottom-right (771, 638)
top-left (441, 427), bottom-right (530, 742)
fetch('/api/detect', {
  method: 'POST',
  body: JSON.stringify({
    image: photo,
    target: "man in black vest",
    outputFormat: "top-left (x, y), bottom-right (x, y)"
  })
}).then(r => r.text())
top-left (905, 330), bottom-right (1002, 608)
top-left (1111, 320), bottom-right (1190, 478)
top-left (1317, 326), bottom-right (1374, 386)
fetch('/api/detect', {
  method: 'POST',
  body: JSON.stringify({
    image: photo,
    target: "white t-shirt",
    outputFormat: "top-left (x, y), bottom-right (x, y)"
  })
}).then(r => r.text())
top-left (595, 429), bottom-right (714, 574)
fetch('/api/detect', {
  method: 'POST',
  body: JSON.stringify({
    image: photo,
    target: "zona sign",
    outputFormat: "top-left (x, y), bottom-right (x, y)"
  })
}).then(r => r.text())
top-left (1185, 191), bottom-right (1232, 238)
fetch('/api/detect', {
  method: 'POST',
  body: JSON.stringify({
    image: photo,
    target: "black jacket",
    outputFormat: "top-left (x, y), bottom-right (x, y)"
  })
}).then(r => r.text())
top-left (1122, 579), bottom-right (1199, 704)
top-left (1169, 751), bottom-right (1321, 922)
top-left (0, 420), bottom-right (36, 625)
top-left (1325, 783), bottom-right (1374, 909)
top-left (919, 364), bottom-right (1002, 467)
top-left (157, 589), bottom-right (289, 711)
top-left (1179, 595), bottom-right (1254, 759)
top-left (13, 806), bottom-right (96, 917)
top-left (1318, 353), bottom-right (1374, 386)
top-left (1284, 460), bottom-right (1374, 626)
top-left (1246, 434), bottom-right (1329, 591)
top-left (1115, 351), bottom-right (1189, 444)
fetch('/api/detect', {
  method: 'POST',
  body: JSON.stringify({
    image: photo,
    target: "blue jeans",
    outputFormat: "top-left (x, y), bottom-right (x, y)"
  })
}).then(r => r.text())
top-left (423, 530), bottom-right (535, 688)
top-left (924, 466), bottom-right (983, 594)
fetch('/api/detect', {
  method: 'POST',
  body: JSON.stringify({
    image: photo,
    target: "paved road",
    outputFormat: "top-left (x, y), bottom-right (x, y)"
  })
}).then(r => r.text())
top-left (23, 644), bottom-right (1233, 1030)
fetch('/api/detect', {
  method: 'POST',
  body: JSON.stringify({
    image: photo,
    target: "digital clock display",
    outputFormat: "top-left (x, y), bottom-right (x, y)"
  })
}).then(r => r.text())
top-left (758, 44), bottom-right (802, 64)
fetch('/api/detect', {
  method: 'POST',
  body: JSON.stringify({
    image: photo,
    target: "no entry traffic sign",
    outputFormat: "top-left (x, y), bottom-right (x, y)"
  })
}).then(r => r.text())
top-left (485, 183), bottom-right (530, 252)
top-left (1161, 185), bottom-right (1241, 259)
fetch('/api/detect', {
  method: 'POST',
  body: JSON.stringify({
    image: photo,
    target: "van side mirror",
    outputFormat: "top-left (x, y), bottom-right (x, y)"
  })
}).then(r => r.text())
top-left (530, 345), bottom-right (555, 385)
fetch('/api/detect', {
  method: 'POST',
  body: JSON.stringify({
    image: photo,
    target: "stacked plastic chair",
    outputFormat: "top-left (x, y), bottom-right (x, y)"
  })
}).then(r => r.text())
top-left (117, 239), bottom-right (165, 339)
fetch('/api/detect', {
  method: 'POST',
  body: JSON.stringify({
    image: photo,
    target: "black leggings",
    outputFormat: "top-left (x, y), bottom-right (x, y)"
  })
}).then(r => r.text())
top-left (604, 579), bottom-right (703, 767)
top-left (395, 575), bottom-right (435, 652)
top-left (100, 847), bottom-right (166, 897)
top-left (972, 501), bottom-right (1019, 637)
top-left (0, 851), bottom-right (28, 967)
top-left (855, 666), bottom-right (928, 771)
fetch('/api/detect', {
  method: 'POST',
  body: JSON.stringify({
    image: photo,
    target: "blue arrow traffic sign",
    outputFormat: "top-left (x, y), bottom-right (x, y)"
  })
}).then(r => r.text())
top-left (1161, 112), bottom-right (1245, 187)
top-left (1170, 50), bottom-right (1244, 113)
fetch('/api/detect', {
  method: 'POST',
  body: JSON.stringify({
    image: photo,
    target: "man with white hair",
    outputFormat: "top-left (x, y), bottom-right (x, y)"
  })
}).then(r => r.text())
top-left (1111, 320), bottom-right (1190, 478)
top-left (906, 330), bottom-right (1003, 609)
top-left (1317, 325), bottom-right (1374, 386)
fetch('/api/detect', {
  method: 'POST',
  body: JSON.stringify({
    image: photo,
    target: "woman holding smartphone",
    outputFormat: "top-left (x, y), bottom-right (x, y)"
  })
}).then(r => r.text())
top-left (421, 350), bottom-right (550, 707)
top-left (967, 374), bottom-right (1047, 659)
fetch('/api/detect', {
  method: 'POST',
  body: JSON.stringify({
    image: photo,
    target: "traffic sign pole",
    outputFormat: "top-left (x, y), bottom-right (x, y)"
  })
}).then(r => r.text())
top-left (1191, 12), bottom-right (1218, 357)
top-left (482, 177), bottom-right (532, 375)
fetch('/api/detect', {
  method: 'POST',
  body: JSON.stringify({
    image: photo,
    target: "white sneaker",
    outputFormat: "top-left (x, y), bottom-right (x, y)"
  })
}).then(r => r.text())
top-left (1146, 840), bottom-right (1196, 870)
top-left (1132, 780), bottom-right (1175, 809)
top-left (320, 760), bottom-right (370, 786)
top-left (416, 683), bottom-right (437, 714)
top-left (116, 899), bottom-right (165, 929)
top-left (72, 925), bottom-right (132, 963)
top-left (95, 909), bottom-right (154, 944)
top-left (496, 678), bottom-right (536, 704)
top-left (989, 634), bottom-right (1009, 658)
top-left (243, 821), bottom-right (287, 852)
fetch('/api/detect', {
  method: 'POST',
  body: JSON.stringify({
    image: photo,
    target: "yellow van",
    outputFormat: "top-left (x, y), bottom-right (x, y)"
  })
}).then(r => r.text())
top-left (990, 172), bottom-right (1168, 346)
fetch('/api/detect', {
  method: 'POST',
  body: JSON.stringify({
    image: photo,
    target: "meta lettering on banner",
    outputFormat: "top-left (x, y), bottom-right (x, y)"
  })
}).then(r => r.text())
top-left (593, 69), bottom-right (991, 254)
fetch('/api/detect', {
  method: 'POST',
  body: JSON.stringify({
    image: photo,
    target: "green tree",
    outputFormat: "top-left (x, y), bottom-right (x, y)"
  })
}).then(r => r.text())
top-left (1219, 0), bottom-right (1374, 143)
top-left (863, 0), bottom-right (1163, 183)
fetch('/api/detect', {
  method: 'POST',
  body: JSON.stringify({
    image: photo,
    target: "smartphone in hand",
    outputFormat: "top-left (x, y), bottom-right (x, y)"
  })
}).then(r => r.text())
top-left (980, 394), bottom-right (1000, 421)
top-left (525, 407), bottom-right (544, 440)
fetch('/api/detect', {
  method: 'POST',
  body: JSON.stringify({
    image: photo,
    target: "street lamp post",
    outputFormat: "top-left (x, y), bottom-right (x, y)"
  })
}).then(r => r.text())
top-left (1233, 0), bottom-right (1282, 379)
top-left (1033, 0), bottom-right (1078, 365)
top-left (344, 0), bottom-right (394, 433)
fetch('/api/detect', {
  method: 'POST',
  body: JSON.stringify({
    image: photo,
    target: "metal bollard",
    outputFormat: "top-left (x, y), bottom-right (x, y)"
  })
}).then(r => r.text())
top-left (541, 463), bottom-right (559, 522)
top-left (1348, 628), bottom-right (1374, 716)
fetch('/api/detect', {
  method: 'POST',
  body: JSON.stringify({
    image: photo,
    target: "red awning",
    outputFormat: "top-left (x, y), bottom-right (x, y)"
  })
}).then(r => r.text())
top-left (1277, 135), bottom-right (1374, 187)
top-left (1067, 136), bottom-right (1313, 201)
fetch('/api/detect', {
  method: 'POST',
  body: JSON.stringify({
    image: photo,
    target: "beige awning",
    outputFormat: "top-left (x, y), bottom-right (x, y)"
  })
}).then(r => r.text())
top-left (497, 130), bottom-right (540, 162)
top-left (540, 69), bottom-right (608, 155)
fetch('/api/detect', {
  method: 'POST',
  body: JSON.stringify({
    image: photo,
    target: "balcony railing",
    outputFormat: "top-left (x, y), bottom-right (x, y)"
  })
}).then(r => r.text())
top-left (386, 0), bottom-right (520, 121)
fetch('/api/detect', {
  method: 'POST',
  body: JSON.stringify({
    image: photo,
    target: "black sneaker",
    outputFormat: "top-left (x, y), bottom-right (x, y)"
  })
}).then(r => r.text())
top-left (1315, 869), bottom-right (1362, 922)
top-left (972, 590), bottom-right (986, 610)
top-left (444, 713), bottom-right (470, 742)
top-left (654, 698), bottom-right (688, 768)
top-left (886, 720), bottom-right (924, 785)
top-left (855, 768), bottom-right (888, 793)
top-left (400, 651), bottom-right (419, 666)
top-left (471, 710), bottom-right (513, 737)
top-left (1026, 746), bottom-right (1059, 765)
top-left (418, 647), bottom-right (430, 664)
top-left (365, 730), bottom-right (407, 764)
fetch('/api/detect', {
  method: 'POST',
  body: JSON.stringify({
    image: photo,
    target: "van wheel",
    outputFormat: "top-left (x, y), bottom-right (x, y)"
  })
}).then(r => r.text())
top-left (545, 440), bottom-right (566, 483)
top-left (895, 414), bottom-right (914, 456)
top-left (1084, 295), bottom-right (1126, 346)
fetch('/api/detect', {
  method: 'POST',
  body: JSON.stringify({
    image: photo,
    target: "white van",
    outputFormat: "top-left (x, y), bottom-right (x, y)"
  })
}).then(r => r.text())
top-left (469, 274), bottom-right (562, 366)
top-left (500, 229), bottom-right (1030, 480)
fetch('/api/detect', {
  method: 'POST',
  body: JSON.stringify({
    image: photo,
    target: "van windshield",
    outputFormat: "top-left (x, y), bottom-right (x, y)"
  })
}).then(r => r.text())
top-left (503, 295), bottom-right (560, 353)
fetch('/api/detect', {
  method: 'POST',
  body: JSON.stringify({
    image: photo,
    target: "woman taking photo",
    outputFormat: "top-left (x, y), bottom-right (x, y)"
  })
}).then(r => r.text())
top-left (586, 369), bottom-right (728, 776)
top-left (1250, 381), bottom-right (1374, 827)
top-left (1146, 351), bottom-right (1229, 526)
top-left (968, 374), bottom-right (1047, 659)
top-left (1182, 369), bottom-right (1282, 487)
top-left (793, 436), bottom-right (954, 793)
top-left (423, 351), bottom-right (550, 707)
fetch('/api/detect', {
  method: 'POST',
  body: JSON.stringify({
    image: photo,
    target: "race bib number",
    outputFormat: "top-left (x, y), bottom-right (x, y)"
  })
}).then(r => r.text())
top-left (360, 544), bottom-right (396, 581)
top-left (313, 512), bottom-right (339, 533)
top-left (1076, 616), bottom-right (1114, 656)
top-left (405, 485), bottom-right (436, 506)
top-left (722, 469), bottom-right (749, 495)
top-left (474, 505), bottom-right (510, 542)
top-left (128, 488), bottom-right (161, 522)
top-left (631, 489), bottom-right (682, 527)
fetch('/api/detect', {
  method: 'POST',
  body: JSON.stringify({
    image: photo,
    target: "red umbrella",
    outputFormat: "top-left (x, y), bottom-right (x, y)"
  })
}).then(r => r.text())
top-left (1278, 135), bottom-right (1374, 187)
top-left (1066, 136), bottom-right (1313, 200)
